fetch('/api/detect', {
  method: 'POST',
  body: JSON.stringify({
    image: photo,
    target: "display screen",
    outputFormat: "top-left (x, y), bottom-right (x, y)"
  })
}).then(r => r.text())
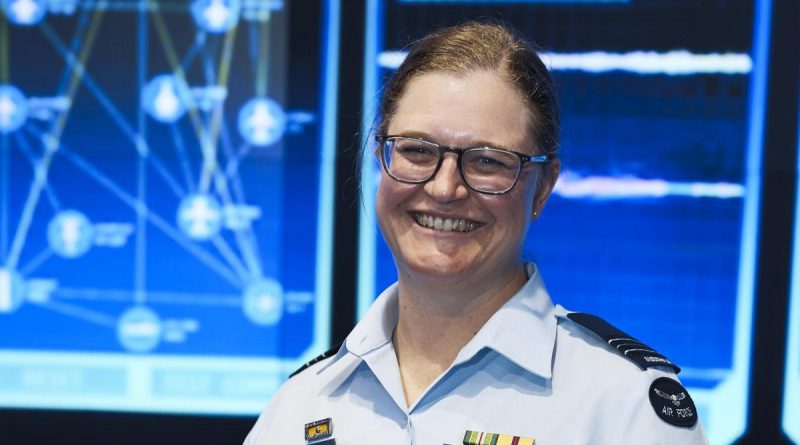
top-left (0, 0), bottom-right (337, 414)
top-left (357, 2), bottom-right (762, 444)
top-left (784, 92), bottom-right (800, 443)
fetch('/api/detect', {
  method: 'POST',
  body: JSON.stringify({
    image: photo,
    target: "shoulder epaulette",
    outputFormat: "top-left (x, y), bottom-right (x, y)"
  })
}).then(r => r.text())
top-left (566, 313), bottom-right (681, 374)
top-left (289, 342), bottom-right (343, 378)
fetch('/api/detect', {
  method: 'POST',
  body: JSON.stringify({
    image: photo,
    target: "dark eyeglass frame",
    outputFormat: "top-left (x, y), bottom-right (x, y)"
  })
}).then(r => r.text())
top-left (375, 135), bottom-right (552, 195)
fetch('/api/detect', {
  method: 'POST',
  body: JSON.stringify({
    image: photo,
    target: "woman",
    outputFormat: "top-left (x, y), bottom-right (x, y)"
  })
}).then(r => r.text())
top-left (246, 21), bottom-right (708, 444)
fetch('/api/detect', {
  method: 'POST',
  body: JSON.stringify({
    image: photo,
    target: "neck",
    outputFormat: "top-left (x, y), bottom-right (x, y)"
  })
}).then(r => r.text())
top-left (392, 264), bottom-right (528, 405)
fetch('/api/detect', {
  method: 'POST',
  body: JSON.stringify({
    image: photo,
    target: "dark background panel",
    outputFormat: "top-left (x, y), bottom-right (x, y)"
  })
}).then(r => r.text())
top-left (0, 1), bottom-right (798, 444)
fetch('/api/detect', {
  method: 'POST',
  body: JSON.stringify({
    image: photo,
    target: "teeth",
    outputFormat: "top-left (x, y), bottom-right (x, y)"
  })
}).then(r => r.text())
top-left (414, 213), bottom-right (478, 233)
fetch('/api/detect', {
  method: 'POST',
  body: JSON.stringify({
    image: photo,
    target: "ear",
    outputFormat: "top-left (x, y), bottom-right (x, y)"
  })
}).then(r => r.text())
top-left (531, 158), bottom-right (560, 221)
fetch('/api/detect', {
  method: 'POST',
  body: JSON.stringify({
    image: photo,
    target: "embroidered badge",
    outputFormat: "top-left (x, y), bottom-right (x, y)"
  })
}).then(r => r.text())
top-left (305, 418), bottom-right (333, 441)
top-left (463, 430), bottom-right (535, 445)
top-left (649, 377), bottom-right (698, 427)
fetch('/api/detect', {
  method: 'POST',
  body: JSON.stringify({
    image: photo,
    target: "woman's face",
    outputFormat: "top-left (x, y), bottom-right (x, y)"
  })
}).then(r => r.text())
top-left (376, 70), bottom-right (555, 285)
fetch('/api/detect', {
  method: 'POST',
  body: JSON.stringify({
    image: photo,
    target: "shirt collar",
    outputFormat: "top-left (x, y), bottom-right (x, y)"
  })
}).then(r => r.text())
top-left (453, 263), bottom-right (557, 380)
top-left (316, 264), bottom-right (557, 392)
top-left (345, 282), bottom-right (399, 356)
top-left (315, 283), bottom-right (399, 394)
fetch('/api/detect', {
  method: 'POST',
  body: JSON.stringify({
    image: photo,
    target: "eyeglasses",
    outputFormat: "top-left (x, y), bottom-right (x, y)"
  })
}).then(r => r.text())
top-left (375, 135), bottom-right (551, 195)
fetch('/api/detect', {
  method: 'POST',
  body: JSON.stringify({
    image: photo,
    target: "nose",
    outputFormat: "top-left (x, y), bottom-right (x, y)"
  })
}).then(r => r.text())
top-left (423, 153), bottom-right (470, 202)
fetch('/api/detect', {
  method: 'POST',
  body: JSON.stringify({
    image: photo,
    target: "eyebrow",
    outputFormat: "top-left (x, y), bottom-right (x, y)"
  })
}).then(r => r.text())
top-left (391, 130), bottom-right (516, 151)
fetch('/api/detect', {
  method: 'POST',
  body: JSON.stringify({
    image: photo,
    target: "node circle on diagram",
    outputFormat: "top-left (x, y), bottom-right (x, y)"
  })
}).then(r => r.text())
top-left (237, 97), bottom-right (287, 147)
top-left (176, 194), bottom-right (224, 241)
top-left (190, 0), bottom-right (241, 34)
top-left (2, 0), bottom-right (47, 26)
top-left (47, 210), bottom-right (95, 259)
top-left (117, 306), bottom-right (162, 353)
top-left (0, 85), bottom-right (28, 134)
top-left (243, 278), bottom-right (284, 326)
top-left (143, 75), bottom-right (189, 124)
top-left (0, 269), bottom-right (25, 313)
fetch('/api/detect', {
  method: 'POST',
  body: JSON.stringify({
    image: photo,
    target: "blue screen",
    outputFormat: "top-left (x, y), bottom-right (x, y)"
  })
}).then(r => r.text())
top-left (0, 0), bottom-right (337, 415)
top-left (783, 85), bottom-right (800, 444)
top-left (357, 2), bottom-right (763, 443)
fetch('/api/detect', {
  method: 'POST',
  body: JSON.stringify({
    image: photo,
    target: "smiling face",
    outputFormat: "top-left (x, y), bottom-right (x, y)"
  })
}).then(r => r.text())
top-left (376, 70), bottom-right (555, 287)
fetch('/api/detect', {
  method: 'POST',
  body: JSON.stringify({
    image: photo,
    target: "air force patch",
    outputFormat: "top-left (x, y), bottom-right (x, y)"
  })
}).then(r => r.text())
top-left (649, 377), bottom-right (698, 427)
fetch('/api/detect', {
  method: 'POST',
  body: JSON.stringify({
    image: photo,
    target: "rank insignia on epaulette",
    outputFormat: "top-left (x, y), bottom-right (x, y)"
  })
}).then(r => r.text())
top-left (566, 312), bottom-right (681, 374)
top-left (291, 342), bottom-right (343, 378)
top-left (305, 418), bottom-right (333, 442)
top-left (463, 430), bottom-right (535, 445)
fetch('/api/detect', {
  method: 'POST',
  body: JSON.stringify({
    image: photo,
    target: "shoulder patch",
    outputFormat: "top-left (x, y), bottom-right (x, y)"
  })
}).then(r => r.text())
top-left (289, 342), bottom-right (343, 378)
top-left (566, 313), bottom-right (681, 374)
top-left (649, 377), bottom-right (698, 427)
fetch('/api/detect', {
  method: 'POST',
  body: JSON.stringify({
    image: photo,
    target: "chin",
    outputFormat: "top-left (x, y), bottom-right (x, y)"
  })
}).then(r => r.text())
top-left (400, 253), bottom-right (477, 282)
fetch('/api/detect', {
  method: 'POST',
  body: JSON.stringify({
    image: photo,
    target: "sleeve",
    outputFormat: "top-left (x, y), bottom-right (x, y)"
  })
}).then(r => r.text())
top-left (243, 380), bottom-right (291, 445)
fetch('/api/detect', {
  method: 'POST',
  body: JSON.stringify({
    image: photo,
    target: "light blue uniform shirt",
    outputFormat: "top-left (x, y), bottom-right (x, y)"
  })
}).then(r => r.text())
top-left (245, 265), bottom-right (709, 444)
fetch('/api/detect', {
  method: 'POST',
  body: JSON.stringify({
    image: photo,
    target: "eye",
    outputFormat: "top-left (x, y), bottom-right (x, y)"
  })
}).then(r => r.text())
top-left (393, 140), bottom-right (438, 161)
top-left (465, 150), bottom-right (516, 170)
top-left (476, 155), bottom-right (504, 166)
top-left (398, 144), bottom-right (432, 155)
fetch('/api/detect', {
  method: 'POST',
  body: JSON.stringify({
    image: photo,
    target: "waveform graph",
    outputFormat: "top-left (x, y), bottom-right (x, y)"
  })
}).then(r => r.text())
top-left (0, 0), bottom-right (332, 415)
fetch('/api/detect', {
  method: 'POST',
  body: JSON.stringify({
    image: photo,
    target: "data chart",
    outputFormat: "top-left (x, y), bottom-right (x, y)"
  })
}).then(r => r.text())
top-left (0, 0), bottom-right (337, 414)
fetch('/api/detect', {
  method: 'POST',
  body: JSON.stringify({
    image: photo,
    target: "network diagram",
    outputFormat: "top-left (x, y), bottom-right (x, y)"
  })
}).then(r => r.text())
top-left (0, 0), bottom-right (322, 360)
